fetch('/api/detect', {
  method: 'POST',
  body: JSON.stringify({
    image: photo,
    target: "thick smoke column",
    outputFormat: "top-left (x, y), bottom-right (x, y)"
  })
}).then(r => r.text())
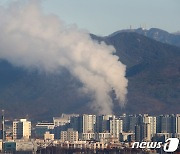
top-left (0, 1), bottom-right (128, 114)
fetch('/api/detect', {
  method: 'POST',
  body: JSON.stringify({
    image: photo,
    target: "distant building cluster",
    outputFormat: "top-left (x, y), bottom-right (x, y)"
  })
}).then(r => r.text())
top-left (0, 113), bottom-right (180, 153)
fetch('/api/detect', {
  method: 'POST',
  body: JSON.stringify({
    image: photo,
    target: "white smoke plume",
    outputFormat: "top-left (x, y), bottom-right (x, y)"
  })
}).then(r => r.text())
top-left (0, 1), bottom-right (128, 114)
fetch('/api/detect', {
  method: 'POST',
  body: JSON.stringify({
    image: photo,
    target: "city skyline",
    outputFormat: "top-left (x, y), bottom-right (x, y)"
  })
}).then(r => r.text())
top-left (0, 112), bottom-right (180, 152)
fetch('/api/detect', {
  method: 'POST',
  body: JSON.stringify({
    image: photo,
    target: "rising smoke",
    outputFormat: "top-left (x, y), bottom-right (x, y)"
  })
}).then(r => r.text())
top-left (0, 0), bottom-right (128, 114)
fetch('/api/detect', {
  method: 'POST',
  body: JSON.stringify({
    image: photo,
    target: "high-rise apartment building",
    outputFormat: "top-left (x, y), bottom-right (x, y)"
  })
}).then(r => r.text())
top-left (129, 115), bottom-right (143, 132)
top-left (80, 114), bottom-right (96, 133)
top-left (135, 123), bottom-right (151, 141)
top-left (156, 115), bottom-right (176, 134)
top-left (120, 114), bottom-right (130, 132)
top-left (175, 114), bottom-right (180, 139)
top-left (143, 114), bottom-right (156, 138)
top-left (109, 118), bottom-right (123, 139)
top-left (96, 115), bottom-right (115, 133)
top-left (176, 114), bottom-right (180, 133)
top-left (13, 119), bottom-right (31, 139)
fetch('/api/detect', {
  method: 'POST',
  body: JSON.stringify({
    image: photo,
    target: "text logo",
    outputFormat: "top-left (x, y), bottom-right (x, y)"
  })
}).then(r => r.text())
top-left (132, 142), bottom-right (162, 149)
top-left (163, 138), bottom-right (179, 152)
top-left (132, 138), bottom-right (179, 152)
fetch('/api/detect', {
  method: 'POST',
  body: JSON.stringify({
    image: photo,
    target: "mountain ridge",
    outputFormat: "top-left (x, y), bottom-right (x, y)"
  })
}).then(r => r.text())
top-left (108, 28), bottom-right (180, 48)
top-left (0, 29), bottom-right (180, 120)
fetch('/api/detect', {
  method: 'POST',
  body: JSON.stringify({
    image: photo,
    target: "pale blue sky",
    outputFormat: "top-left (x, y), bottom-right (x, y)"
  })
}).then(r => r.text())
top-left (1, 0), bottom-right (180, 36)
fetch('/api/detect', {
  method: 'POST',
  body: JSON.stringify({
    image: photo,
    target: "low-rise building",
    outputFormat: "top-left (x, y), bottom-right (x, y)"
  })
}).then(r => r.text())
top-left (119, 132), bottom-right (135, 142)
top-left (44, 131), bottom-right (54, 140)
top-left (61, 128), bottom-right (78, 142)
top-left (88, 141), bottom-right (108, 149)
top-left (16, 140), bottom-right (37, 152)
top-left (79, 133), bottom-right (95, 141)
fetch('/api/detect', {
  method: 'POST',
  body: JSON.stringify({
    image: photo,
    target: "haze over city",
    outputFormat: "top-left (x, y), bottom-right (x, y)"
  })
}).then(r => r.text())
top-left (0, 0), bottom-right (179, 153)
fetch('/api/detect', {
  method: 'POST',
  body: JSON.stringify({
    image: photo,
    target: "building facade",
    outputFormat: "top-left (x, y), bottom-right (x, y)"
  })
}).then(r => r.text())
top-left (61, 128), bottom-right (78, 142)
top-left (143, 114), bottom-right (156, 138)
top-left (13, 119), bottom-right (31, 139)
top-left (80, 114), bottom-right (96, 133)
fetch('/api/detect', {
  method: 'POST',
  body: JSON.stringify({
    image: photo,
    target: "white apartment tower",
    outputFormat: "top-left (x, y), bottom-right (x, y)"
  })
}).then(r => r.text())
top-left (143, 115), bottom-right (156, 138)
top-left (13, 119), bottom-right (31, 139)
top-left (110, 118), bottom-right (123, 139)
top-left (81, 114), bottom-right (96, 133)
top-left (176, 114), bottom-right (180, 133)
top-left (175, 114), bottom-right (180, 139)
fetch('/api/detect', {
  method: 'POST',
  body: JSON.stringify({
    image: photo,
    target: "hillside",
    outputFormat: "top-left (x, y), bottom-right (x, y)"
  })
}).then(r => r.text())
top-left (103, 32), bottom-right (180, 115)
top-left (0, 32), bottom-right (180, 120)
top-left (0, 60), bottom-right (91, 120)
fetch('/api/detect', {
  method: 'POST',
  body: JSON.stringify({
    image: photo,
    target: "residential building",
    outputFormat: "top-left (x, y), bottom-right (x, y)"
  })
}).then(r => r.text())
top-left (143, 114), bottom-right (156, 138)
top-left (176, 114), bottom-right (180, 133)
top-left (156, 115), bottom-right (176, 134)
top-left (135, 123), bottom-right (151, 141)
top-left (80, 114), bottom-right (96, 133)
top-left (109, 118), bottom-right (123, 139)
top-left (13, 119), bottom-right (31, 139)
top-left (61, 128), bottom-right (78, 142)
